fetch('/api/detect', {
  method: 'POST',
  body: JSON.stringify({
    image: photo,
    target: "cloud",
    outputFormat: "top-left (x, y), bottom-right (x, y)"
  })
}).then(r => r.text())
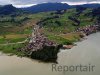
top-left (0, 0), bottom-right (11, 5)
top-left (13, 4), bottom-right (37, 8)
top-left (61, 1), bottom-right (88, 5)
top-left (0, 0), bottom-right (100, 7)
top-left (61, 1), bottom-right (100, 5)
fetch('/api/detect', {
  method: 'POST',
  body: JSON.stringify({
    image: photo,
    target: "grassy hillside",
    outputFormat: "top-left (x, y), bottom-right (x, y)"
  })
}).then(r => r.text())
top-left (0, 7), bottom-right (100, 54)
top-left (0, 12), bottom-right (51, 44)
top-left (0, 7), bottom-right (100, 44)
top-left (37, 8), bottom-right (99, 44)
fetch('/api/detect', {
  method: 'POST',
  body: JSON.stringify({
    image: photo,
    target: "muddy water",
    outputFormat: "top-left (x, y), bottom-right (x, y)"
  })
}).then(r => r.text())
top-left (0, 33), bottom-right (100, 75)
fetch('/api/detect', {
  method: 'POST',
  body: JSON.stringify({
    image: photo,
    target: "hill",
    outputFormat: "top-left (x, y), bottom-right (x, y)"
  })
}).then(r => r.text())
top-left (75, 3), bottom-right (100, 8)
top-left (36, 7), bottom-right (100, 44)
top-left (1, 3), bottom-right (100, 15)
top-left (21, 3), bottom-right (100, 13)
top-left (21, 3), bottom-right (71, 13)
top-left (0, 4), bottom-right (20, 15)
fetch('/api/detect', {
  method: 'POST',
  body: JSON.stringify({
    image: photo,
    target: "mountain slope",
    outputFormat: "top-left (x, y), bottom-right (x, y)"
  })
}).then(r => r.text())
top-left (1, 3), bottom-right (100, 15)
top-left (21, 3), bottom-right (100, 13)
top-left (75, 3), bottom-right (100, 8)
top-left (0, 4), bottom-right (23, 15)
top-left (21, 3), bottom-right (71, 13)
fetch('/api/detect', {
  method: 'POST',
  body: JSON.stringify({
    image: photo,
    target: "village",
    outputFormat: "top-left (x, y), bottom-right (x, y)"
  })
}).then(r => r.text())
top-left (17, 23), bottom-right (100, 62)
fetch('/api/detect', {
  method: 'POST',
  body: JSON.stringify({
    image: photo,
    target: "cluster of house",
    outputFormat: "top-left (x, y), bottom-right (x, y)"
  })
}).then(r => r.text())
top-left (75, 25), bottom-right (100, 35)
top-left (30, 34), bottom-right (56, 51)
top-left (19, 24), bottom-right (100, 52)
top-left (19, 34), bottom-right (57, 54)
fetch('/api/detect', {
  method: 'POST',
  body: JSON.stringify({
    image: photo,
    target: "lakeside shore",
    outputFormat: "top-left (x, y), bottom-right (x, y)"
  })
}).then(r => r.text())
top-left (0, 24), bottom-right (100, 62)
top-left (62, 24), bottom-right (100, 49)
top-left (18, 24), bottom-right (100, 62)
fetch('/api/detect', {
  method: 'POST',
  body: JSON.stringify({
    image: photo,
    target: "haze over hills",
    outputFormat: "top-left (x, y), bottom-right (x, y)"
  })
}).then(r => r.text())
top-left (21, 3), bottom-right (100, 13)
top-left (21, 3), bottom-right (71, 13)
top-left (1, 3), bottom-right (100, 14)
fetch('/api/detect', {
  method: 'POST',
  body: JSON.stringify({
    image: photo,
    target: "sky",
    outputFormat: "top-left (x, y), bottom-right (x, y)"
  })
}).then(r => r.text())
top-left (0, 0), bottom-right (100, 8)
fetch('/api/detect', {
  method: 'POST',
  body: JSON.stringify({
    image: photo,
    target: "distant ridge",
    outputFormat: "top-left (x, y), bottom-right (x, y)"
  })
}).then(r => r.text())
top-left (0, 4), bottom-right (19, 15)
top-left (1, 3), bottom-right (100, 15)
top-left (21, 3), bottom-right (71, 13)
top-left (74, 3), bottom-right (100, 8)
top-left (21, 3), bottom-right (100, 13)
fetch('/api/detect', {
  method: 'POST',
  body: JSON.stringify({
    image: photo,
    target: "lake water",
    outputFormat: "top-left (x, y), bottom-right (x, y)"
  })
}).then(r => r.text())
top-left (0, 32), bottom-right (100, 75)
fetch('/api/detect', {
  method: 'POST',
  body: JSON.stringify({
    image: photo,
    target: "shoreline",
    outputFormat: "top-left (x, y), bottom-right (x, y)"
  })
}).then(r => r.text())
top-left (0, 24), bottom-right (100, 62)
top-left (0, 32), bottom-right (99, 63)
top-left (62, 25), bottom-right (100, 49)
